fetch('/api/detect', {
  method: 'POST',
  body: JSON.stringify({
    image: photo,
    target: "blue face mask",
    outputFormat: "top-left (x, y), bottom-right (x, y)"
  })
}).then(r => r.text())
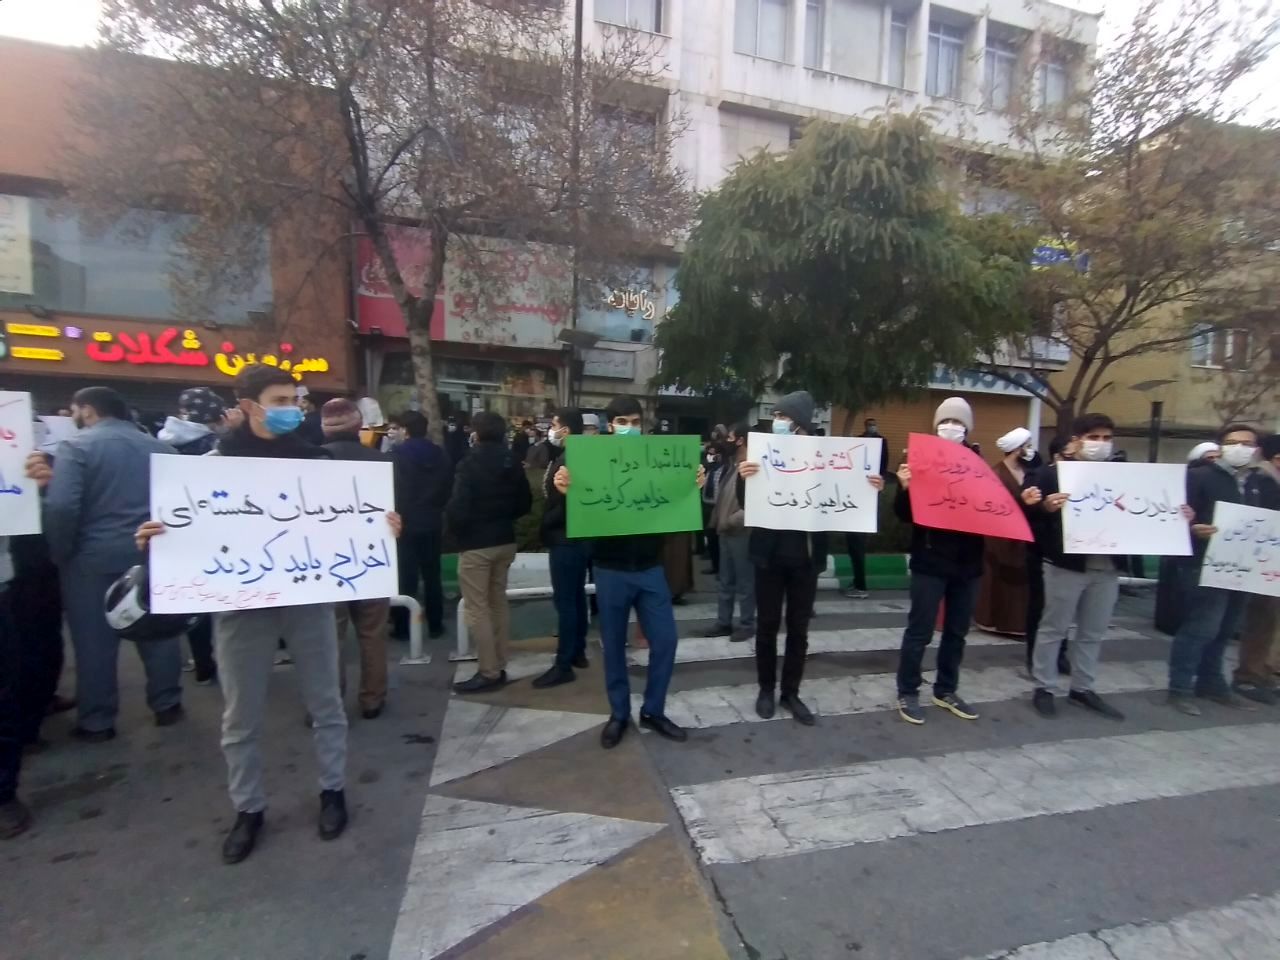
top-left (772, 418), bottom-right (793, 435)
top-left (613, 424), bottom-right (641, 437)
top-left (262, 405), bottom-right (304, 436)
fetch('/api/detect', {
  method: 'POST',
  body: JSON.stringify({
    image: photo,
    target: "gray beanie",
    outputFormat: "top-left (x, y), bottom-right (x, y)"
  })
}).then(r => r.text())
top-left (774, 391), bottom-right (816, 434)
top-left (933, 396), bottom-right (974, 432)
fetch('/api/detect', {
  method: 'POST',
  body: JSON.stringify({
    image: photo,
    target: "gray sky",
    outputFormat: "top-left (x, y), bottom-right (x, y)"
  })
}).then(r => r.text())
top-left (0, 0), bottom-right (1274, 119)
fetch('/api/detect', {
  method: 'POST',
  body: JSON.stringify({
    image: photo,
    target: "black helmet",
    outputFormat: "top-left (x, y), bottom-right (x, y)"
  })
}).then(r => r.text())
top-left (104, 565), bottom-right (199, 642)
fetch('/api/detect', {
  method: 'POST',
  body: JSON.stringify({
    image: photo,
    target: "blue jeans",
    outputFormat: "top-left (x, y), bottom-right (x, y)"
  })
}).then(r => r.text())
top-left (549, 542), bottom-right (590, 669)
top-left (595, 565), bottom-right (678, 720)
top-left (896, 572), bottom-right (979, 698)
top-left (1168, 565), bottom-right (1246, 696)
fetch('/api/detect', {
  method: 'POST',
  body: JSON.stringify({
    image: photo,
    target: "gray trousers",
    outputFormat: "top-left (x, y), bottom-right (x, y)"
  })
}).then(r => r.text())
top-left (1034, 562), bottom-right (1119, 694)
top-left (214, 604), bottom-right (346, 813)
top-left (717, 533), bottom-right (756, 630)
top-left (61, 564), bottom-right (182, 732)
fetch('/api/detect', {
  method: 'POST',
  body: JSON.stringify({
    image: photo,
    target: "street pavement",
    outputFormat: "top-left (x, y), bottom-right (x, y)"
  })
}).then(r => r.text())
top-left (4, 578), bottom-right (1280, 960)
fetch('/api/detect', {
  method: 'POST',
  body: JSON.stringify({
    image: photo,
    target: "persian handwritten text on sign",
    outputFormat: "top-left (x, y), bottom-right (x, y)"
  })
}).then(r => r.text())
top-left (1199, 502), bottom-right (1280, 597)
top-left (564, 435), bottom-right (702, 539)
top-left (744, 433), bottom-right (882, 533)
top-left (1057, 461), bottom-right (1190, 556)
top-left (148, 454), bottom-right (398, 614)
top-left (0, 391), bottom-right (40, 536)
top-left (906, 433), bottom-right (1033, 542)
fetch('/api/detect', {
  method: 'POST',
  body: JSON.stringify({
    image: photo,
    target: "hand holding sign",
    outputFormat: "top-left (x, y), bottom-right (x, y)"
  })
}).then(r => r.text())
top-left (905, 433), bottom-right (1033, 542)
top-left (1056, 461), bottom-right (1192, 556)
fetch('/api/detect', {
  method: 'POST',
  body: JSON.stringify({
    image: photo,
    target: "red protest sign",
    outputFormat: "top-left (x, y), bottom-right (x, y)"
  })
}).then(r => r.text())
top-left (906, 433), bottom-right (1033, 542)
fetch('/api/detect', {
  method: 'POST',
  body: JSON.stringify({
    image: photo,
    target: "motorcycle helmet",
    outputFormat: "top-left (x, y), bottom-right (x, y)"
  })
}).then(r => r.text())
top-left (104, 565), bottom-right (199, 641)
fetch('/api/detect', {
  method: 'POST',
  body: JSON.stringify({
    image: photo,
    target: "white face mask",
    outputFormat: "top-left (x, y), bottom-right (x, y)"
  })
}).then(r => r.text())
top-left (1020, 447), bottom-right (1036, 462)
top-left (548, 428), bottom-right (565, 448)
top-left (1078, 439), bottom-right (1113, 462)
top-left (937, 423), bottom-right (966, 444)
top-left (1220, 443), bottom-right (1257, 469)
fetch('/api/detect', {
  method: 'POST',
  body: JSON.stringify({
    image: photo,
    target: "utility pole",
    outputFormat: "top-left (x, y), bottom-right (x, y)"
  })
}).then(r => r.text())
top-left (567, 0), bottom-right (585, 405)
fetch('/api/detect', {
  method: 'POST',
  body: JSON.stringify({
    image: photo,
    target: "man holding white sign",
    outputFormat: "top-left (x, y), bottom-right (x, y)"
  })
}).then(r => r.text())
top-left (136, 365), bottom-right (401, 865)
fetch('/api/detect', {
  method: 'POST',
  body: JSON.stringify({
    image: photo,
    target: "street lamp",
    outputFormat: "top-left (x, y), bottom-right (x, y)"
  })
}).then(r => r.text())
top-left (1129, 379), bottom-right (1178, 462)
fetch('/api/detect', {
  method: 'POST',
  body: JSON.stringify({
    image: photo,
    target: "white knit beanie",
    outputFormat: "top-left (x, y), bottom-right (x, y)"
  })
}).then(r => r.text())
top-left (933, 396), bottom-right (974, 432)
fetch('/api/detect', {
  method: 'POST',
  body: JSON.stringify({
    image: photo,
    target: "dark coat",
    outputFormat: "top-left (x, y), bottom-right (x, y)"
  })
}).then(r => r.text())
top-left (322, 433), bottom-right (389, 464)
top-left (1183, 461), bottom-right (1249, 565)
top-left (392, 437), bottom-right (454, 535)
top-left (894, 482), bottom-right (985, 581)
top-left (973, 460), bottom-right (1030, 635)
top-left (541, 449), bottom-right (571, 547)
top-left (445, 441), bottom-right (532, 552)
top-left (1023, 463), bottom-right (1124, 573)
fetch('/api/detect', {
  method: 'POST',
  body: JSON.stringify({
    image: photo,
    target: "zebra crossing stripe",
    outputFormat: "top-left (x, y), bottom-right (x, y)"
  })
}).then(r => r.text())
top-left (962, 890), bottom-right (1280, 958)
top-left (671, 722), bottom-right (1280, 864)
top-left (649, 658), bottom-right (1169, 729)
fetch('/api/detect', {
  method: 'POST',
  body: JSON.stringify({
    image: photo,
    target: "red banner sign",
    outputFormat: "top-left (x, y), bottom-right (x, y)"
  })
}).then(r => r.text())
top-left (906, 432), bottom-right (1033, 542)
top-left (354, 226), bottom-right (444, 338)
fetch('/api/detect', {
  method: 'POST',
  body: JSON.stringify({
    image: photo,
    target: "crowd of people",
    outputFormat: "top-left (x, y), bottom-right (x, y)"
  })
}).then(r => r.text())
top-left (2, 378), bottom-right (1278, 872)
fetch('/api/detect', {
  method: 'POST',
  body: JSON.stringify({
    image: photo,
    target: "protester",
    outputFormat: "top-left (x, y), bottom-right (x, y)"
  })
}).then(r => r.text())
top-left (740, 393), bottom-right (884, 726)
top-left (1187, 441), bottom-right (1221, 467)
top-left (388, 411), bottom-right (453, 641)
top-left (8, 532), bottom-right (65, 738)
top-left (553, 396), bottom-right (704, 748)
top-left (134, 365), bottom-right (399, 863)
top-left (663, 532), bottom-right (695, 604)
top-left (699, 438), bottom-right (723, 576)
top-left (581, 413), bottom-right (601, 436)
top-left (448, 412), bottom-right (533, 693)
top-left (860, 418), bottom-right (890, 477)
top-left (893, 397), bottom-right (984, 725)
top-left (1166, 423), bottom-right (1263, 715)
top-left (703, 423), bottom-right (755, 642)
top-left (1021, 414), bottom-right (1134, 720)
top-left (321, 399), bottom-right (394, 719)
top-left (974, 427), bottom-right (1035, 637)
top-left (843, 418), bottom-right (884, 602)
top-left (24, 386), bottom-right (182, 741)
top-left (444, 414), bottom-right (470, 465)
top-left (297, 388), bottom-right (326, 446)
top-left (160, 386), bottom-right (228, 684)
top-left (512, 419), bottom-right (535, 464)
top-left (525, 427), bottom-right (553, 471)
top-left (533, 408), bottom-right (591, 689)
top-left (1233, 433), bottom-right (1280, 704)
top-left (0, 537), bottom-right (32, 838)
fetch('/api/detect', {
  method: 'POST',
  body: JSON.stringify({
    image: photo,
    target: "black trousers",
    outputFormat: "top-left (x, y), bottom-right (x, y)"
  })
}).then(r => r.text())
top-left (187, 615), bottom-right (215, 676)
top-left (896, 572), bottom-right (979, 698)
top-left (395, 530), bottom-right (445, 634)
top-left (755, 563), bottom-right (819, 696)
top-left (8, 566), bottom-right (62, 739)
top-left (844, 533), bottom-right (868, 591)
top-left (699, 502), bottom-right (720, 573)
top-left (0, 586), bottom-right (21, 803)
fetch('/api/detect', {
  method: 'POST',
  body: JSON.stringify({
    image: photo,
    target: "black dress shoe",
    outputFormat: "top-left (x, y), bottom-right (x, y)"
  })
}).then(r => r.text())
top-left (0, 798), bottom-right (32, 840)
top-left (318, 789), bottom-right (348, 840)
top-left (222, 811), bottom-right (264, 864)
top-left (361, 703), bottom-right (385, 720)
top-left (532, 665), bottom-right (576, 689)
top-left (571, 655), bottom-right (590, 670)
top-left (70, 726), bottom-right (116, 744)
top-left (452, 671), bottom-right (508, 694)
top-left (1033, 688), bottom-right (1056, 717)
top-left (601, 716), bottom-right (629, 749)
top-left (780, 694), bottom-right (815, 726)
top-left (154, 704), bottom-right (185, 727)
top-left (639, 712), bottom-right (688, 742)
top-left (755, 690), bottom-right (776, 719)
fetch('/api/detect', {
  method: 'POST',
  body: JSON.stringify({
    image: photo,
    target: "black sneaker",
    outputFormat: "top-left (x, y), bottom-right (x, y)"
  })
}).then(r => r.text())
top-left (1033, 688), bottom-right (1056, 717)
top-left (222, 811), bottom-right (264, 864)
top-left (0, 798), bottom-right (32, 840)
top-left (532, 665), bottom-right (575, 689)
top-left (780, 694), bottom-right (815, 726)
top-left (318, 790), bottom-right (348, 841)
top-left (932, 693), bottom-right (979, 720)
top-left (700, 624), bottom-right (733, 638)
top-left (897, 695), bottom-right (925, 725)
top-left (1068, 690), bottom-right (1125, 720)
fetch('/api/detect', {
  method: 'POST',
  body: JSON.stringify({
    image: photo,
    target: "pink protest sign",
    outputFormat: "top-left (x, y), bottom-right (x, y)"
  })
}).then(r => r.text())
top-left (906, 433), bottom-right (1033, 542)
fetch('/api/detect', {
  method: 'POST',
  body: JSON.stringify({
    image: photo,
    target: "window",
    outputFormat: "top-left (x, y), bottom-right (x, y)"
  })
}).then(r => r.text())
top-left (1040, 60), bottom-right (1069, 108)
top-left (804, 0), bottom-right (824, 69)
top-left (595, 0), bottom-right (662, 33)
top-left (984, 37), bottom-right (1018, 110)
top-left (1191, 325), bottom-right (1253, 370)
top-left (926, 21), bottom-right (966, 99)
top-left (0, 194), bottom-right (272, 324)
top-left (735, 0), bottom-right (789, 61)
top-left (888, 12), bottom-right (909, 88)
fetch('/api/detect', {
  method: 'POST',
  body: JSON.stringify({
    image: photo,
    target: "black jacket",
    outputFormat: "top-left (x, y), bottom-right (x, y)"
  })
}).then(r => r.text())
top-left (391, 437), bottom-right (453, 534)
top-left (591, 532), bottom-right (664, 572)
top-left (748, 528), bottom-right (829, 573)
top-left (894, 483), bottom-right (985, 580)
top-left (1183, 461), bottom-right (1252, 565)
top-left (541, 449), bottom-right (572, 547)
top-left (322, 433), bottom-right (389, 464)
top-left (1023, 463), bottom-right (1124, 573)
top-left (445, 441), bottom-right (532, 551)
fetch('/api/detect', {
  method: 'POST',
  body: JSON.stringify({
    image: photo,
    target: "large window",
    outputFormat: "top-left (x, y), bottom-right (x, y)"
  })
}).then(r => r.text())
top-left (804, 0), bottom-right (824, 69)
top-left (888, 12), bottom-right (909, 88)
top-left (926, 21), bottom-right (966, 99)
top-left (595, 0), bottom-right (662, 33)
top-left (984, 37), bottom-right (1018, 110)
top-left (1040, 60), bottom-right (1069, 108)
top-left (735, 0), bottom-right (789, 62)
top-left (0, 195), bottom-right (272, 324)
top-left (1191, 325), bottom-right (1253, 370)
top-left (577, 264), bottom-right (661, 343)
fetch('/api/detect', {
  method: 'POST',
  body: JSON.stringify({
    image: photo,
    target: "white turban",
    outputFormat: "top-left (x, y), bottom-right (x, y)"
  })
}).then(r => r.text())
top-left (996, 427), bottom-right (1032, 454)
top-left (1187, 442), bottom-right (1219, 463)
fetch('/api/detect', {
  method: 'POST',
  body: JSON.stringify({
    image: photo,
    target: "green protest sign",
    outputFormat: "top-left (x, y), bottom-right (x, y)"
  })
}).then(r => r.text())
top-left (565, 435), bottom-right (703, 539)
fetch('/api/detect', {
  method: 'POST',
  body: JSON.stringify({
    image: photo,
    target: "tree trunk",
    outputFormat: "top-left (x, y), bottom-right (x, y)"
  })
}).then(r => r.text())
top-left (405, 297), bottom-right (444, 445)
top-left (1054, 398), bottom-right (1077, 442)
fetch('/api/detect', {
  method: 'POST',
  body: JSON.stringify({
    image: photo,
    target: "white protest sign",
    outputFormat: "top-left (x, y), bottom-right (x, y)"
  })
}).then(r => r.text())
top-left (745, 433), bottom-right (883, 533)
top-left (1199, 502), bottom-right (1280, 597)
top-left (0, 391), bottom-right (41, 536)
top-left (148, 453), bottom-right (398, 614)
top-left (1058, 461), bottom-right (1190, 556)
top-left (34, 415), bottom-right (77, 453)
